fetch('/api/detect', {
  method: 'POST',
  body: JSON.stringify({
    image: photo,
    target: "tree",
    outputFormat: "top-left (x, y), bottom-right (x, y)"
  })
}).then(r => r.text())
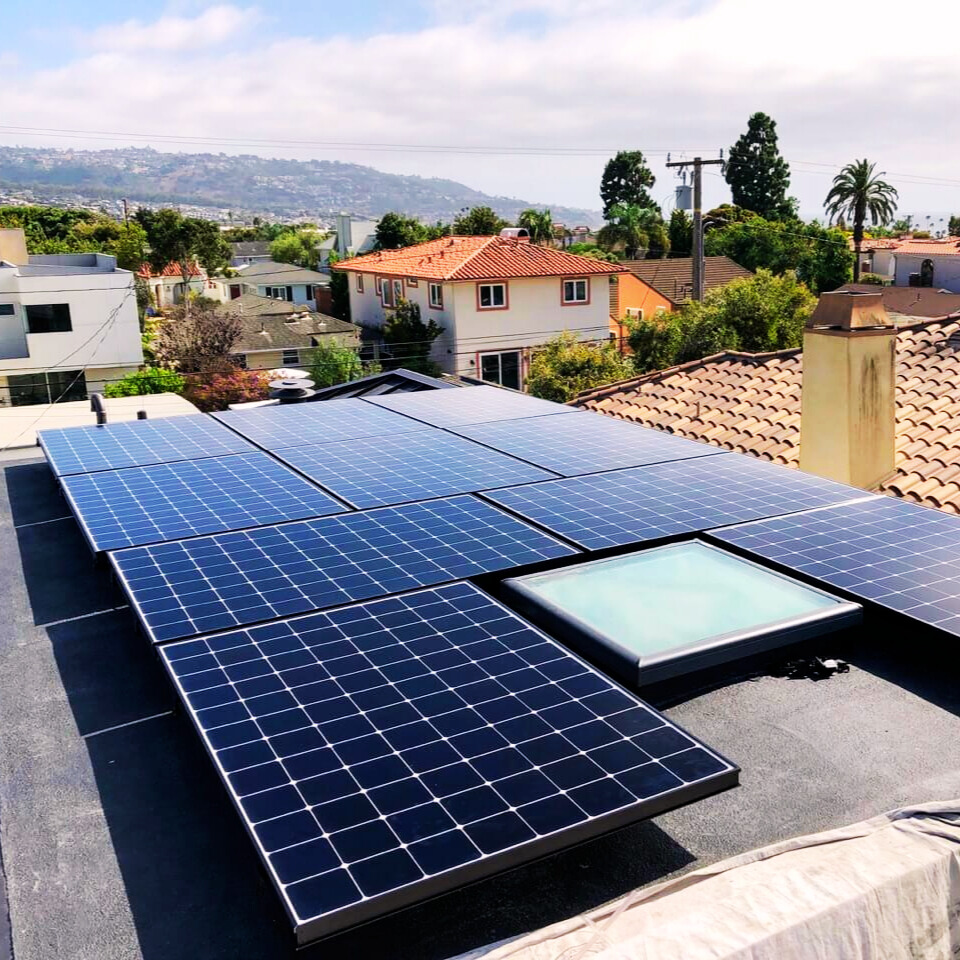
top-left (113, 222), bottom-right (148, 272)
top-left (517, 209), bottom-right (553, 245)
top-left (136, 208), bottom-right (231, 302)
top-left (566, 243), bottom-right (620, 263)
top-left (626, 270), bottom-right (816, 371)
top-left (375, 212), bottom-right (425, 249)
top-left (824, 159), bottom-right (898, 282)
top-left (949, 215), bottom-right (960, 237)
top-left (308, 341), bottom-right (363, 388)
top-left (269, 230), bottom-right (322, 269)
top-left (668, 209), bottom-right (693, 258)
top-left (382, 299), bottom-right (444, 375)
top-left (598, 204), bottom-right (669, 259)
top-left (600, 151), bottom-right (656, 218)
top-left (725, 113), bottom-right (796, 220)
top-left (103, 367), bottom-right (185, 398)
top-left (453, 206), bottom-right (508, 236)
top-left (526, 332), bottom-right (634, 403)
top-left (152, 299), bottom-right (242, 373)
top-left (327, 250), bottom-right (351, 323)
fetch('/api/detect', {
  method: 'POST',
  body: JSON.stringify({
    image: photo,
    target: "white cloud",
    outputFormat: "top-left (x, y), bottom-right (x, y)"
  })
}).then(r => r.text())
top-left (4, 0), bottom-right (960, 217)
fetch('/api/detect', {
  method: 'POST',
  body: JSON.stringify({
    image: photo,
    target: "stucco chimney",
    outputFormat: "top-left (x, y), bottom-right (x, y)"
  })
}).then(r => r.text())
top-left (799, 290), bottom-right (897, 490)
top-left (0, 229), bottom-right (29, 266)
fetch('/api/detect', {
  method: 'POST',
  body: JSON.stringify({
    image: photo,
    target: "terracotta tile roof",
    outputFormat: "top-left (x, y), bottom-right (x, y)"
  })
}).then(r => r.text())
top-left (891, 237), bottom-right (960, 257)
top-left (137, 261), bottom-right (203, 279)
top-left (619, 256), bottom-right (752, 303)
top-left (575, 318), bottom-right (960, 514)
top-left (332, 237), bottom-right (627, 281)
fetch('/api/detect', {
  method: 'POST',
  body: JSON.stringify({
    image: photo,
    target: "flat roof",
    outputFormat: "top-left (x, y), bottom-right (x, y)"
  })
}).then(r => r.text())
top-left (2, 450), bottom-right (960, 958)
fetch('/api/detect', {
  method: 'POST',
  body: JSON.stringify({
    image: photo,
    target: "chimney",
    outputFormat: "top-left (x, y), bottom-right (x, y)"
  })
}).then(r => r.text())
top-left (0, 229), bottom-right (29, 266)
top-left (336, 214), bottom-right (353, 256)
top-left (799, 290), bottom-right (897, 490)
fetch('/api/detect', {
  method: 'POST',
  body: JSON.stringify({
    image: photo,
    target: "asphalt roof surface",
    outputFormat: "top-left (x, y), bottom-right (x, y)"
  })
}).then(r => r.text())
top-left (3, 452), bottom-right (960, 960)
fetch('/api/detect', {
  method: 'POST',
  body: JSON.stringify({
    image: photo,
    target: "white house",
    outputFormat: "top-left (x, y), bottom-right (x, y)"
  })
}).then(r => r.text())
top-left (891, 238), bottom-right (960, 291)
top-left (0, 229), bottom-right (143, 406)
top-left (334, 233), bottom-right (627, 390)
top-left (138, 262), bottom-right (222, 307)
top-left (221, 262), bottom-right (331, 310)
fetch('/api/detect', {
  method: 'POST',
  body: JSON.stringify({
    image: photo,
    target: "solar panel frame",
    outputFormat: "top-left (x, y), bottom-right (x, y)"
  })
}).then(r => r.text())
top-left (38, 414), bottom-right (257, 476)
top-left (364, 385), bottom-right (582, 428)
top-left (273, 432), bottom-right (559, 508)
top-left (450, 413), bottom-right (726, 477)
top-left (709, 495), bottom-right (960, 638)
top-left (212, 399), bottom-right (438, 451)
top-left (482, 455), bottom-right (873, 551)
top-left (110, 495), bottom-right (580, 644)
top-left (159, 582), bottom-right (738, 945)
top-left (59, 452), bottom-right (349, 552)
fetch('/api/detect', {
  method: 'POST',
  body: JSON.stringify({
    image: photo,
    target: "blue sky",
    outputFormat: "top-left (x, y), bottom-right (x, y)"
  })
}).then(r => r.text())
top-left (4, 0), bottom-right (960, 221)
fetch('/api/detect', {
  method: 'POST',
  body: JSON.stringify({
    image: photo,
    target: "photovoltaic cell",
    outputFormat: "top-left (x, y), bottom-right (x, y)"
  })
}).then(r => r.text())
top-left (483, 455), bottom-right (869, 550)
top-left (275, 432), bottom-right (558, 508)
top-left (60, 452), bottom-right (348, 552)
top-left (159, 582), bottom-right (737, 944)
top-left (111, 495), bottom-right (578, 643)
top-left (452, 413), bottom-right (724, 477)
top-left (365, 385), bottom-right (580, 428)
top-left (711, 495), bottom-right (960, 637)
top-left (213, 399), bottom-right (436, 451)
top-left (39, 414), bottom-right (255, 476)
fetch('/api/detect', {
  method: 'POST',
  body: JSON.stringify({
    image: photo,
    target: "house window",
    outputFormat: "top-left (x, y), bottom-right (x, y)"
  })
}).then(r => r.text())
top-left (266, 286), bottom-right (287, 300)
top-left (0, 304), bottom-right (16, 316)
top-left (25, 303), bottom-right (72, 333)
top-left (282, 349), bottom-right (300, 366)
top-left (393, 279), bottom-right (403, 304)
top-left (479, 350), bottom-right (521, 391)
top-left (429, 283), bottom-right (443, 309)
top-left (8, 370), bottom-right (86, 406)
top-left (304, 285), bottom-right (314, 301)
top-left (562, 278), bottom-right (589, 304)
top-left (380, 277), bottom-right (395, 308)
top-left (477, 282), bottom-right (507, 310)
top-left (356, 274), bottom-right (364, 293)
top-left (406, 277), bottom-right (419, 288)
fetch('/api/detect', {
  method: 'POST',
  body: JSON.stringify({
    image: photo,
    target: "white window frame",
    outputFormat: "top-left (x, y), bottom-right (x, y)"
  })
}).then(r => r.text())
top-left (429, 283), bottom-right (443, 309)
top-left (379, 277), bottom-right (395, 308)
top-left (392, 279), bottom-right (403, 304)
top-left (356, 274), bottom-right (364, 293)
top-left (478, 350), bottom-right (522, 390)
top-left (562, 277), bottom-right (589, 304)
top-left (477, 282), bottom-right (507, 310)
top-left (281, 349), bottom-right (300, 366)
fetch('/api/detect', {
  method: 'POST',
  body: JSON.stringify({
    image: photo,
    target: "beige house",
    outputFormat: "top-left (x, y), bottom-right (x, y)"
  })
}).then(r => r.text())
top-left (217, 294), bottom-right (359, 371)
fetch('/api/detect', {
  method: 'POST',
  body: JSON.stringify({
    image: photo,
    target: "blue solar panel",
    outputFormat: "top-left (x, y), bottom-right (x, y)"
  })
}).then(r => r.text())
top-left (452, 412), bottom-right (725, 476)
top-left (111, 495), bottom-right (578, 643)
top-left (365, 385), bottom-right (580, 428)
top-left (39, 414), bottom-right (255, 476)
top-left (274, 432), bottom-right (558, 508)
top-left (711, 496), bottom-right (960, 636)
top-left (483, 455), bottom-right (869, 550)
top-left (160, 582), bottom-right (737, 945)
top-left (213, 399), bottom-right (436, 451)
top-left (60, 453), bottom-right (348, 552)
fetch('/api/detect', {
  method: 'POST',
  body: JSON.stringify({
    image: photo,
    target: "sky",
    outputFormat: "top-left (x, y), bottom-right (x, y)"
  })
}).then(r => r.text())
top-left (3, 0), bottom-right (960, 225)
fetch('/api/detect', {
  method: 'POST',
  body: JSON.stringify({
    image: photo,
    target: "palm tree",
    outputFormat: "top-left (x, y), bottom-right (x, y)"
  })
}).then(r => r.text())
top-left (598, 204), bottom-right (669, 259)
top-left (517, 208), bottom-right (554, 245)
top-left (824, 160), bottom-right (898, 282)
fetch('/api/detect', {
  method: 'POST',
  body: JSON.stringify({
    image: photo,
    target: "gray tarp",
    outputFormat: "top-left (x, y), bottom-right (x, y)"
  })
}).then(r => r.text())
top-left (456, 800), bottom-right (960, 960)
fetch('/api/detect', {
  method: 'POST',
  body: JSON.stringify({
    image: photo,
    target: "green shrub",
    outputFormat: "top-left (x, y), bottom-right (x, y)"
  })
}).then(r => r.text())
top-left (858, 273), bottom-right (887, 285)
top-left (185, 369), bottom-right (271, 412)
top-left (308, 341), bottom-right (363, 388)
top-left (103, 367), bottom-right (185, 398)
top-left (526, 332), bottom-right (633, 403)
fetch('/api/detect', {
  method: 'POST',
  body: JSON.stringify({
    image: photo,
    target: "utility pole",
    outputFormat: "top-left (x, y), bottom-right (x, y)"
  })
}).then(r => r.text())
top-left (666, 154), bottom-right (724, 301)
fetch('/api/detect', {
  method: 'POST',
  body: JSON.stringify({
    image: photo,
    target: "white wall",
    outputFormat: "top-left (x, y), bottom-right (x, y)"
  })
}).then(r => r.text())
top-left (869, 250), bottom-right (896, 278)
top-left (449, 275), bottom-right (613, 381)
top-left (895, 255), bottom-right (960, 292)
top-left (0, 266), bottom-right (143, 376)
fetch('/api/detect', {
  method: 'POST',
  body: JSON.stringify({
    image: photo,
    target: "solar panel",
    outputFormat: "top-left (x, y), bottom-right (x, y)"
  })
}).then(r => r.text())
top-left (483, 455), bottom-right (869, 551)
top-left (710, 496), bottom-right (960, 637)
top-left (159, 582), bottom-right (737, 945)
top-left (275, 432), bottom-right (558, 508)
top-left (111, 495), bottom-right (578, 643)
top-left (39, 414), bottom-right (255, 476)
top-left (60, 452), bottom-right (348, 552)
top-left (213, 399), bottom-right (436, 451)
top-left (365, 385), bottom-right (580, 428)
top-left (452, 413), bottom-right (725, 477)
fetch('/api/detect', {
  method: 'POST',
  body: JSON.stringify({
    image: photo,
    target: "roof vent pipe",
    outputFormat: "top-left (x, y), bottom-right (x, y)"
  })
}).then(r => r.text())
top-left (500, 227), bottom-right (530, 239)
top-left (269, 377), bottom-right (317, 404)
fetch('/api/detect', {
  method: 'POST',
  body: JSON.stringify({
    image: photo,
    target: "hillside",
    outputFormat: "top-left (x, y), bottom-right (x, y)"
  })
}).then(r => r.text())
top-left (0, 146), bottom-right (602, 227)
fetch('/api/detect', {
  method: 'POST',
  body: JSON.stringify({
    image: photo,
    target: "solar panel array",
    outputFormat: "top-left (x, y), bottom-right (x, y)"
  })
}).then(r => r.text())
top-left (366, 385), bottom-right (581, 428)
top-left (275, 432), bottom-right (558, 508)
top-left (213, 399), bottom-right (434, 451)
top-left (38, 414), bottom-right (255, 476)
top-left (160, 582), bottom-right (737, 943)
top-left (484, 455), bottom-right (870, 550)
top-left (453, 413), bottom-right (725, 477)
top-left (710, 496), bottom-right (960, 637)
top-left (60, 452), bottom-right (348, 552)
top-left (112, 496), bottom-right (579, 643)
